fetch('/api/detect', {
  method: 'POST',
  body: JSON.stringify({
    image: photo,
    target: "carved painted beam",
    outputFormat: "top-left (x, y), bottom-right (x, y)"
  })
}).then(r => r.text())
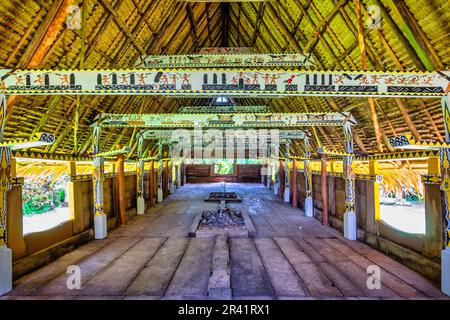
top-left (135, 53), bottom-right (315, 68)
top-left (177, 105), bottom-right (270, 113)
top-left (387, 133), bottom-right (450, 150)
top-left (0, 132), bottom-right (55, 150)
top-left (1, 69), bottom-right (448, 98)
top-left (97, 112), bottom-right (356, 129)
top-left (94, 146), bottom-right (131, 158)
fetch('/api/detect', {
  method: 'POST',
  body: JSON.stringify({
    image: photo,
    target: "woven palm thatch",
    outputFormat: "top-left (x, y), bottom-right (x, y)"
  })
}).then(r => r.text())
top-left (1, 0), bottom-right (449, 193)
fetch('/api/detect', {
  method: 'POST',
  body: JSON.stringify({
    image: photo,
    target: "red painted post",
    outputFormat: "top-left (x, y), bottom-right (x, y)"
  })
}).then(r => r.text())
top-left (292, 159), bottom-right (298, 208)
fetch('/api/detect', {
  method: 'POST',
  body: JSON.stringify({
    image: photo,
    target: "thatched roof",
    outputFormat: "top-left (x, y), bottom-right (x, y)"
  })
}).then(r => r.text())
top-left (1, 0), bottom-right (449, 157)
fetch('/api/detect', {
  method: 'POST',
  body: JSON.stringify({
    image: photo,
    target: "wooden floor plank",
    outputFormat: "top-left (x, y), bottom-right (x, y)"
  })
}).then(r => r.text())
top-left (342, 239), bottom-right (444, 297)
top-left (7, 183), bottom-right (447, 300)
top-left (254, 238), bottom-right (308, 298)
top-left (274, 237), bottom-right (342, 297)
top-left (10, 237), bottom-right (115, 296)
top-left (126, 238), bottom-right (189, 296)
top-left (324, 238), bottom-right (427, 298)
top-left (229, 238), bottom-right (275, 299)
top-left (164, 238), bottom-right (214, 299)
top-left (79, 237), bottom-right (166, 296)
top-left (35, 237), bottom-right (141, 296)
top-left (317, 262), bottom-right (366, 297)
top-left (333, 261), bottom-right (399, 298)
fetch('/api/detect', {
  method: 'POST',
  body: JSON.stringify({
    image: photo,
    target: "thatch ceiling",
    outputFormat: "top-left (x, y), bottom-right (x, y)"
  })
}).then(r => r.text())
top-left (1, 0), bottom-right (449, 157)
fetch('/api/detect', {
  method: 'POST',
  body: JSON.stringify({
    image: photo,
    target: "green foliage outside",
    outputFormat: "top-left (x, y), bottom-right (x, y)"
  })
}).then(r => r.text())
top-left (214, 161), bottom-right (234, 174)
top-left (22, 174), bottom-right (68, 216)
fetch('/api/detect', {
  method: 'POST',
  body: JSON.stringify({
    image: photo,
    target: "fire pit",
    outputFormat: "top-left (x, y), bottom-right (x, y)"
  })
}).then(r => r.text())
top-left (189, 207), bottom-right (255, 238)
top-left (204, 192), bottom-right (242, 203)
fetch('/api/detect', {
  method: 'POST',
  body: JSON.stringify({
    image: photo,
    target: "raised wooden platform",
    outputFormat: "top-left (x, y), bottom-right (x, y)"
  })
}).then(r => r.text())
top-left (2, 183), bottom-right (447, 300)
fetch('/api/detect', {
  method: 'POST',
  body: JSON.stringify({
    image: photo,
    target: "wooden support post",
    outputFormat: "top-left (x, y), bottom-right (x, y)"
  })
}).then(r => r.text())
top-left (117, 152), bottom-right (126, 226)
top-left (304, 138), bottom-right (313, 217)
top-left (364, 160), bottom-right (380, 236)
top-left (440, 93), bottom-right (450, 295)
top-left (292, 159), bottom-right (298, 208)
top-left (283, 158), bottom-right (290, 203)
top-left (181, 161), bottom-right (185, 186)
top-left (0, 147), bottom-right (12, 295)
top-left (136, 135), bottom-right (145, 215)
top-left (149, 161), bottom-right (154, 207)
top-left (343, 123), bottom-right (357, 240)
top-left (163, 160), bottom-right (169, 197)
top-left (321, 154), bottom-right (329, 225)
top-left (136, 159), bottom-right (145, 215)
top-left (157, 160), bottom-right (163, 202)
top-left (92, 124), bottom-right (107, 239)
top-left (279, 160), bottom-right (285, 199)
top-left (423, 157), bottom-right (442, 259)
top-left (68, 161), bottom-right (83, 234)
top-left (369, 160), bottom-right (381, 221)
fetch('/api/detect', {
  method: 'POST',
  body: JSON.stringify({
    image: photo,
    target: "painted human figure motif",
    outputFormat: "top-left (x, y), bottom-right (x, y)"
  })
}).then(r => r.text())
top-left (60, 74), bottom-right (69, 86)
top-left (170, 74), bottom-right (178, 85)
top-left (34, 74), bottom-right (45, 86)
top-left (102, 75), bottom-right (110, 85)
top-left (138, 73), bottom-right (147, 85)
top-left (182, 74), bottom-right (190, 85)
top-left (252, 73), bottom-right (259, 85)
top-left (263, 74), bottom-right (270, 85)
top-left (120, 74), bottom-right (128, 85)
top-left (334, 75), bottom-right (344, 84)
top-left (270, 74), bottom-right (280, 85)
top-left (160, 75), bottom-right (169, 86)
top-left (15, 75), bottom-right (25, 86)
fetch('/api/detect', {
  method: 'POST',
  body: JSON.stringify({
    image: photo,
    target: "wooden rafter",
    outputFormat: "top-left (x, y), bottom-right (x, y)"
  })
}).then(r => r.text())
top-left (186, 3), bottom-right (200, 49)
top-left (394, 97), bottom-right (421, 141)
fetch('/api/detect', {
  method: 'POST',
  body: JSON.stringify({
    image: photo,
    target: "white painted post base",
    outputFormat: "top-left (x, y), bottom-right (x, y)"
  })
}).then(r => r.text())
top-left (442, 248), bottom-right (450, 296)
top-left (169, 182), bottom-right (174, 194)
top-left (344, 212), bottom-right (357, 240)
top-left (157, 187), bottom-right (163, 203)
top-left (283, 187), bottom-right (290, 203)
top-left (94, 214), bottom-right (107, 240)
top-left (266, 178), bottom-right (271, 189)
top-left (0, 246), bottom-right (12, 296)
top-left (304, 197), bottom-right (313, 217)
top-left (273, 183), bottom-right (279, 195)
top-left (137, 197), bottom-right (145, 215)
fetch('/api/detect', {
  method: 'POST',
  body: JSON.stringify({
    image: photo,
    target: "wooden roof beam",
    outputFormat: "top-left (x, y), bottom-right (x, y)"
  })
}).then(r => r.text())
top-left (186, 3), bottom-right (200, 49)
top-left (303, 0), bottom-right (348, 53)
top-left (386, 0), bottom-right (443, 71)
top-left (355, 0), bottom-right (382, 152)
top-left (221, 2), bottom-right (230, 47)
top-left (251, 2), bottom-right (266, 47)
top-left (394, 97), bottom-right (421, 141)
top-left (6, 0), bottom-right (73, 120)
